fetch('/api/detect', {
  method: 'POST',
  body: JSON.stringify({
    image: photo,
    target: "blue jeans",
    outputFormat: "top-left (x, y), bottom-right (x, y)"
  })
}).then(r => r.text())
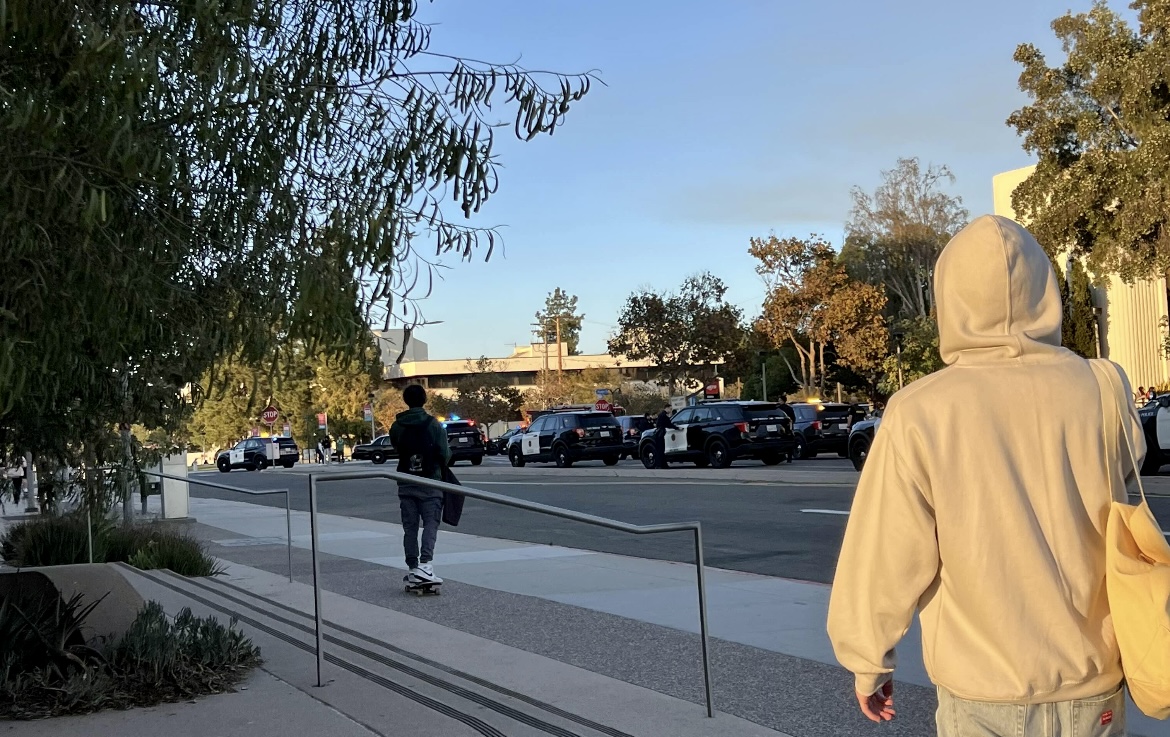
top-left (399, 493), bottom-right (441, 568)
top-left (936, 686), bottom-right (1126, 737)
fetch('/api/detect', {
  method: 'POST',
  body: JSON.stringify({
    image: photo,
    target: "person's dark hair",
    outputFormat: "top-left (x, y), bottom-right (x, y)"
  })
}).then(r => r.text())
top-left (403, 384), bottom-right (427, 408)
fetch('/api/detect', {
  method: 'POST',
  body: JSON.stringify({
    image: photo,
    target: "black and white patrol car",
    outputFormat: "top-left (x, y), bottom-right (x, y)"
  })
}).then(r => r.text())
top-left (509, 411), bottom-right (624, 468)
top-left (637, 401), bottom-right (796, 469)
top-left (1138, 395), bottom-right (1170, 474)
top-left (216, 437), bottom-right (299, 472)
top-left (351, 435), bottom-right (396, 464)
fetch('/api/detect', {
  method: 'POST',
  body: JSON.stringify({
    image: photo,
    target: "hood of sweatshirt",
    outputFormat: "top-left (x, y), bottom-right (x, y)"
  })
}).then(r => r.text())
top-left (933, 215), bottom-right (1063, 365)
top-left (394, 407), bottom-right (434, 426)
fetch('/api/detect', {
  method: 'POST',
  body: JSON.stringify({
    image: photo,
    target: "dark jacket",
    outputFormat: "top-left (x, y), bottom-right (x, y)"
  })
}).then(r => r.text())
top-left (655, 410), bottom-right (673, 434)
top-left (389, 408), bottom-right (451, 498)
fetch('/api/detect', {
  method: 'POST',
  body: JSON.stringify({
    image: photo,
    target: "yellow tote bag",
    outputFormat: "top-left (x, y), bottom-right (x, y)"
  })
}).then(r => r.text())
top-left (1093, 359), bottom-right (1170, 719)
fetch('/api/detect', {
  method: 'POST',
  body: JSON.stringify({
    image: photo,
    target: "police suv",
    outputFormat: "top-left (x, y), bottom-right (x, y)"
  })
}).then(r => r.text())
top-left (508, 410), bottom-right (624, 468)
top-left (637, 401), bottom-right (796, 469)
top-left (216, 437), bottom-right (299, 472)
top-left (1138, 395), bottom-right (1170, 474)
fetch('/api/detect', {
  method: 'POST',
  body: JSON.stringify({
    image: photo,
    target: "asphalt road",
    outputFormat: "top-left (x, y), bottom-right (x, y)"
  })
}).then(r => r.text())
top-left (188, 456), bottom-right (1170, 585)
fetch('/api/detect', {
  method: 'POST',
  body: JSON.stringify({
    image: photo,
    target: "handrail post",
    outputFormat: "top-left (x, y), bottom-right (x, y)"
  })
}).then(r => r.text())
top-left (285, 490), bottom-right (294, 584)
top-left (693, 525), bottom-right (714, 718)
top-left (309, 473), bottom-right (325, 687)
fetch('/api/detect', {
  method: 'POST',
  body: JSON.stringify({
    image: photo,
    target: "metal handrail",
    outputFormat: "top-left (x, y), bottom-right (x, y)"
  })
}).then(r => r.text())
top-left (136, 469), bottom-right (294, 583)
top-left (310, 469), bottom-right (716, 718)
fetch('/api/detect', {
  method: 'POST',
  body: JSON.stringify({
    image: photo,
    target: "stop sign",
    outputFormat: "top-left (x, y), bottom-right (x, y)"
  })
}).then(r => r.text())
top-left (261, 405), bottom-right (279, 425)
top-left (594, 399), bottom-right (612, 413)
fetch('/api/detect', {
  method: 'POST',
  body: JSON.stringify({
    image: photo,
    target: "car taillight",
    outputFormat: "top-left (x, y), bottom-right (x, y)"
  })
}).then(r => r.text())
top-left (811, 421), bottom-right (822, 431)
top-left (735, 422), bottom-right (749, 434)
top-left (576, 428), bottom-right (586, 438)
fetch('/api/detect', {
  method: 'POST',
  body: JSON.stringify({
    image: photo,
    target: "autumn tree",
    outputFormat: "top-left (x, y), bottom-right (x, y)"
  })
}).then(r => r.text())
top-left (824, 282), bottom-right (890, 392)
top-left (751, 235), bottom-right (840, 394)
top-left (879, 317), bottom-right (945, 395)
top-left (536, 289), bottom-right (586, 355)
top-left (841, 158), bottom-right (968, 320)
top-left (608, 273), bottom-right (744, 393)
top-left (1008, 1), bottom-right (1170, 280)
top-left (451, 358), bottom-right (524, 425)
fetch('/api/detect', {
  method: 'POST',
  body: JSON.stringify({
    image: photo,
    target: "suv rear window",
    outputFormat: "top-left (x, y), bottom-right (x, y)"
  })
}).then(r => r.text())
top-left (578, 413), bottom-right (619, 428)
top-left (743, 405), bottom-right (789, 421)
top-left (794, 406), bottom-right (817, 421)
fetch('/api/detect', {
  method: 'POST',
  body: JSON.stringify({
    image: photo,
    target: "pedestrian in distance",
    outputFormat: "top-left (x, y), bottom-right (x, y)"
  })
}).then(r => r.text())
top-left (1148, 386), bottom-right (1157, 403)
top-left (653, 403), bottom-right (672, 469)
top-left (1137, 386), bottom-right (1147, 406)
top-left (829, 215), bottom-right (1141, 734)
top-left (777, 394), bottom-right (796, 463)
top-left (320, 434), bottom-right (332, 464)
top-left (389, 384), bottom-right (451, 585)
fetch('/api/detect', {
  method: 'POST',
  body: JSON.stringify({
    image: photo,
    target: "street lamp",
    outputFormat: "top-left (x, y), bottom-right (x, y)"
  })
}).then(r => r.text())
top-left (367, 391), bottom-right (376, 440)
top-left (757, 350), bottom-right (769, 401)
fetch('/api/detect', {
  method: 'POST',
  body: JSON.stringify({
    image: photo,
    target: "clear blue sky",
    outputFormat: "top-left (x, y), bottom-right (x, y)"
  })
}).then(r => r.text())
top-left (399, 0), bottom-right (1095, 360)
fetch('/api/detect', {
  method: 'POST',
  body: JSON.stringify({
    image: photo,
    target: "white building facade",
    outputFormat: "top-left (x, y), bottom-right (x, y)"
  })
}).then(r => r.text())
top-left (993, 166), bottom-right (1170, 389)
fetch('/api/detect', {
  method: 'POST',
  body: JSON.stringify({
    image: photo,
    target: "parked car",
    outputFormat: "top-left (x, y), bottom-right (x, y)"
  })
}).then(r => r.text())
top-left (216, 437), bottom-right (299, 472)
top-left (487, 427), bottom-right (524, 456)
top-left (351, 435), bottom-right (397, 464)
top-left (847, 417), bottom-right (881, 472)
top-left (509, 411), bottom-right (623, 468)
top-left (616, 415), bottom-right (653, 460)
top-left (444, 420), bottom-right (485, 466)
top-left (789, 402), bottom-right (855, 459)
top-left (637, 401), bottom-right (795, 469)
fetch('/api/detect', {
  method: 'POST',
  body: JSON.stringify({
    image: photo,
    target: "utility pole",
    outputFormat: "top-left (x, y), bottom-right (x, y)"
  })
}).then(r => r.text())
top-left (556, 315), bottom-right (563, 377)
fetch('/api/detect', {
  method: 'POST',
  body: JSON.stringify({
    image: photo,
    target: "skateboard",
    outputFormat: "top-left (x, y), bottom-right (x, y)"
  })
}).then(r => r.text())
top-left (403, 574), bottom-right (441, 596)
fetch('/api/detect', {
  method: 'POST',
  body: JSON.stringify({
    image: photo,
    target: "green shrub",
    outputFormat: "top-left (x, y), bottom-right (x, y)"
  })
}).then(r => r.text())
top-left (0, 598), bottom-right (260, 719)
top-left (124, 535), bottom-right (224, 578)
top-left (1, 517), bottom-right (220, 577)
top-left (0, 515), bottom-right (102, 568)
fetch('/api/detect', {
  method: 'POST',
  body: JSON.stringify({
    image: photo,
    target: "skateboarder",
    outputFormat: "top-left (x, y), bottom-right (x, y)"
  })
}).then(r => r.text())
top-left (389, 384), bottom-right (451, 586)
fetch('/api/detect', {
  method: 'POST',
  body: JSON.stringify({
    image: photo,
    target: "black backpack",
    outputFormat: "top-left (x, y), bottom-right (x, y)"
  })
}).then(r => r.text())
top-left (395, 419), bottom-right (441, 479)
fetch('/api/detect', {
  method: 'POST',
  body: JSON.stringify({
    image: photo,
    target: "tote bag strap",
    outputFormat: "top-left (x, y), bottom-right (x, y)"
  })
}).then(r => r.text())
top-left (1090, 359), bottom-right (1148, 505)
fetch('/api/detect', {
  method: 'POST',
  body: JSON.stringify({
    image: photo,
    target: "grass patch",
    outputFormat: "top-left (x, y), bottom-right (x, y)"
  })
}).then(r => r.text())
top-left (0, 592), bottom-right (260, 720)
top-left (1, 515), bottom-right (222, 577)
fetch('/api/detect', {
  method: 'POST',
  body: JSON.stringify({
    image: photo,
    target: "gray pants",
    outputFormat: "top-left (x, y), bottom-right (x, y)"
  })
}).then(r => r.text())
top-left (399, 492), bottom-right (441, 569)
top-left (937, 686), bottom-right (1126, 737)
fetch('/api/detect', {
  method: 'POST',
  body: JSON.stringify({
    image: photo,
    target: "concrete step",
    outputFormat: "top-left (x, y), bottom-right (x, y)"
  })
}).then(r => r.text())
top-left (117, 564), bottom-right (789, 737)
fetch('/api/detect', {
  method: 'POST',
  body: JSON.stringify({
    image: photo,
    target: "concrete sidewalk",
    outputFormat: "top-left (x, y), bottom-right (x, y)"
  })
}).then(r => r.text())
top-left (148, 495), bottom-right (1170, 737)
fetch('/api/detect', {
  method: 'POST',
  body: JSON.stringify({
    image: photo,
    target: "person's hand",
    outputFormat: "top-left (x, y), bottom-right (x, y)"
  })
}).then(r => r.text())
top-left (856, 681), bottom-right (895, 722)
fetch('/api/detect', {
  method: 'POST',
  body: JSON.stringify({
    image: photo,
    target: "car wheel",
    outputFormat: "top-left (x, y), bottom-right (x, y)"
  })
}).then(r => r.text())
top-left (849, 435), bottom-right (871, 472)
top-left (707, 439), bottom-right (731, 469)
top-left (217, 458), bottom-right (231, 473)
top-left (603, 455), bottom-right (619, 466)
top-left (510, 449), bottom-right (526, 467)
top-left (471, 456), bottom-right (483, 466)
top-left (761, 454), bottom-right (782, 466)
top-left (640, 445), bottom-right (656, 469)
top-left (257, 457), bottom-right (270, 471)
top-left (372, 451), bottom-right (385, 465)
top-left (793, 435), bottom-right (816, 460)
top-left (554, 445), bottom-right (573, 468)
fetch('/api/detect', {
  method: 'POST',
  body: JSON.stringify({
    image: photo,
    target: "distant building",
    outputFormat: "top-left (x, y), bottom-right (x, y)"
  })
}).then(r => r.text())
top-left (993, 166), bottom-right (1169, 388)
top-left (373, 329), bottom-right (429, 377)
top-left (381, 341), bottom-right (666, 398)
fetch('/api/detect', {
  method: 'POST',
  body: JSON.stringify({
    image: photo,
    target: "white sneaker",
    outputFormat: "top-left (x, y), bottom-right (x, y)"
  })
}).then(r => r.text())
top-left (414, 563), bottom-right (442, 584)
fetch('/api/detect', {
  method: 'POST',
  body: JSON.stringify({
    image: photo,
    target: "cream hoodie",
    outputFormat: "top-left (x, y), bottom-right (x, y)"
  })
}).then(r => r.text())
top-left (827, 215), bottom-right (1144, 703)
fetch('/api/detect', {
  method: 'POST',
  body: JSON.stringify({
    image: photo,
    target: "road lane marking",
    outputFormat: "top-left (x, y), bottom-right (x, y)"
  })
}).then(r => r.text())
top-left (801, 509), bottom-right (850, 516)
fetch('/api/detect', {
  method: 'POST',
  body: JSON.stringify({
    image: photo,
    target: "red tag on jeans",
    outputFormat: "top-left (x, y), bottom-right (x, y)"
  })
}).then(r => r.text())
top-left (1101, 710), bottom-right (1113, 725)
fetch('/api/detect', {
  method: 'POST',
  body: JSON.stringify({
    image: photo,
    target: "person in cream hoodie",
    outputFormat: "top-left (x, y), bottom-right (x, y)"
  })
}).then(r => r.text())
top-left (828, 215), bottom-right (1141, 735)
